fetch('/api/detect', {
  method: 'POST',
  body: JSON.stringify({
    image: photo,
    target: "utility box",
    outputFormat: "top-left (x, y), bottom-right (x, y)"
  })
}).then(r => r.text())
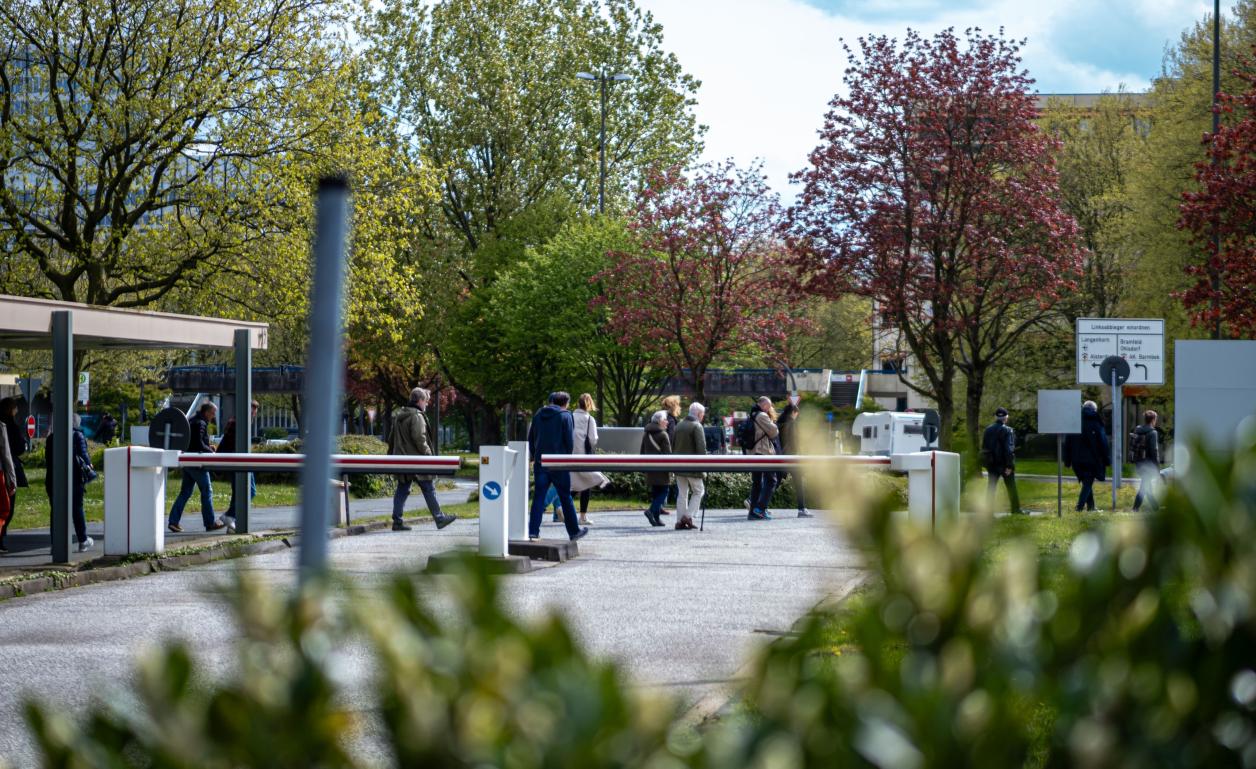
top-left (852, 411), bottom-right (939, 456)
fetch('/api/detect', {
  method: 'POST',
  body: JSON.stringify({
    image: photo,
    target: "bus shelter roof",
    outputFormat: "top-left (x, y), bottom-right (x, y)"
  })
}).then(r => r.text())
top-left (0, 294), bottom-right (268, 350)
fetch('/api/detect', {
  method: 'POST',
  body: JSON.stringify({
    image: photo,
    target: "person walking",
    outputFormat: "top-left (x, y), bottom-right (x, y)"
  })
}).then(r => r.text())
top-left (671, 401), bottom-right (706, 530)
top-left (44, 415), bottom-right (97, 551)
top-left (981, 406), bottom-right (1022, 515)
top-left (1131, 409), bottom-right (1162, 512)
top-left (0, 398), bottom-right (27, 553)
top-left (749, 396), bottom-right (780, 520)
top-left (1064, 400), bottom-right (1110, 512)
top-left (661, 395), bottom-right (681, 515)
top-left (777, 402), bottom-right (812, 518)
top-left (169, 402), bottom-right (226, 533)
top-left (389, 388), bottom-right (457, 532)
top-left (527, 392), bottom-right (588, 541)
top-left (569, 393), bottom-right (607, 526)
top-left (0, 408), bottom-right (15, 553)
top-left (96, 412), bottom-right (117, 445)
top-left (640, 410), bottom-right (672, 527)
top-left (218, 400), bottom-right (260, 533)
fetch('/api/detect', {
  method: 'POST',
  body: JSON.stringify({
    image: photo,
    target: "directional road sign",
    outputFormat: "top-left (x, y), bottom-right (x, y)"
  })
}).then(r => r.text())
top-left (1076, 318), bottom-right (1164, 385)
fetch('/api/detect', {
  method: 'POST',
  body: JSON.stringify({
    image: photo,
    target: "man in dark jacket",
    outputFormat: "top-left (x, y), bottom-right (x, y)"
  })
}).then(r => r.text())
top-left (982, 406), bottom-right (1022, 514)
top-left (1132, 409), bottom-right (1162, 512)
top-left (1064, 400), bottom-right (1110, 512)
top-left (527, 392), bottom-right (587, 541)
top-left (168, 402), bottom-right (226, 532)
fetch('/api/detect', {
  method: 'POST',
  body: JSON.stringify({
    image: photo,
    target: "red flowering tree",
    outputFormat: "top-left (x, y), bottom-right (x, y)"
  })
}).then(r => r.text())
top-left (1179, 66), bottom-right (1256, 337)
top-left (598, 162), bottom-right (801, 405)
top-left (788, 28), bottom-right (1083, 450)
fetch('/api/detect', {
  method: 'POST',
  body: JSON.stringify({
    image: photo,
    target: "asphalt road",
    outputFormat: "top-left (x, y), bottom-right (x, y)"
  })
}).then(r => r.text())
top-left (0, 507), bottom-right (863, 766)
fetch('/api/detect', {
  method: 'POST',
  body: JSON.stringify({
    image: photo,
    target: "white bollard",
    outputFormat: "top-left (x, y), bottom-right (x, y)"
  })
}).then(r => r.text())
top-left (890, 451), bottom-right (962, 528)
top-left (103, 446), bottom-right (181, 555)
top-left (478, 445), bottom-right (516, 558)
top-left (507, 440), bottom-right (529, 542)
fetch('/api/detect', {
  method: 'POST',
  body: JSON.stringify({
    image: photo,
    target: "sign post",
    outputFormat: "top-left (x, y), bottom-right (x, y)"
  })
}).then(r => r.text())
top-left (1038, 390), bottom-right (1081, 518)
top-left (1099, 356), bottom-right (1131, 510)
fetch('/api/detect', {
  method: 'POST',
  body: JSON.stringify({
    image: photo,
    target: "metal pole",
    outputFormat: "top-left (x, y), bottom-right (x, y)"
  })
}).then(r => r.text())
top-left (1056, 434), bottom-right (1063, 518)
top-left (299, 176), bottom-right (352, 583)
top-left (234, 329), bottom-right (252, 534)
top-left (51, 311), bottom-right (73, 563)
top-left (1212, 0), bottom-right (1222, 340)
top-left (598, 74), bottom-right (607, 214)
top-left (1111, 369), bottom-right (1121, 511)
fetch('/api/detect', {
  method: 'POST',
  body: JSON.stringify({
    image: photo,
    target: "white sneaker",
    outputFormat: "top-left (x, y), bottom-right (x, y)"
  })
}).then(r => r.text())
top-left (223, 516), bottom-right (237, 534)
top-left (77, 536), bottom-right (94, 553)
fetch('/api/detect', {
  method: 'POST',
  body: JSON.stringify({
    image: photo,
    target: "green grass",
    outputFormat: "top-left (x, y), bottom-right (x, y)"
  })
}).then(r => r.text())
top-left (1012, 458), bottom-right (1139, 477)
top-left (970, 474), bottom-right (1141, 515)
top-left (9, 468), bottom-right (302, 531)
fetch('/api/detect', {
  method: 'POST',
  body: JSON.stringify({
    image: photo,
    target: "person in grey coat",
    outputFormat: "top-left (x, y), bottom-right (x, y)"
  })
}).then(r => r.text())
top-left (640, 410), bottom-right (672, 527)
top-left (671, 402), bottom-right (706, 530)
top-left (390, 387), bottom-right (457, 532)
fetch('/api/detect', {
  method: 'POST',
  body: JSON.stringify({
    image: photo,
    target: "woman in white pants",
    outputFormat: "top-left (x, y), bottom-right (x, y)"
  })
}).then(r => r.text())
top-left (569, 393), bottom-right (608, 525)
top-left (671, 402), bottom-right (707, 530)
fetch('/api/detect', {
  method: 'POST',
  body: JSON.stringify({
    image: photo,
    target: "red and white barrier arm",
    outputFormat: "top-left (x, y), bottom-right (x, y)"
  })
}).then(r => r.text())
top-left (176, 453), bottom-right (463, 475)
top-left (539, 454), bottom-right (892, 473)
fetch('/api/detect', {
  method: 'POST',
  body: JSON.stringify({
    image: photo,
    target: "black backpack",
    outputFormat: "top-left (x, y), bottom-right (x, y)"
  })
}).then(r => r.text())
top-left (1129, 429), bottom-right (1148, 463)
top-left (737, 414), bottom-right (758, 453)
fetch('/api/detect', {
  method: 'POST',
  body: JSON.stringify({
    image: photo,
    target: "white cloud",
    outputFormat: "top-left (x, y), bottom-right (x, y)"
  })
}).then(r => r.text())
top-left (638, 0), bottom-right (1225, 198)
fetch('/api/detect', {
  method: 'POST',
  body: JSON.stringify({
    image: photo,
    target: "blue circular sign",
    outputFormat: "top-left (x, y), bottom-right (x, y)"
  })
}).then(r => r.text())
top-left (482, 481), bottom-right (502, 500)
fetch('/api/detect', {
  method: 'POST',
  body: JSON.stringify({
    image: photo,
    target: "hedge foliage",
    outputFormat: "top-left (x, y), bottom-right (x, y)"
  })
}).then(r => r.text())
top-left (22, 434), bottom-right (1256, 768)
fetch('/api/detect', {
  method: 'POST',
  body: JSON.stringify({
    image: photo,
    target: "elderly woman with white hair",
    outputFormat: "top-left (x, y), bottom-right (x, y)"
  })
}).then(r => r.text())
top-left (670, 401), bottom-right (707, 530)
top-left (639, 409), bottom-right (672, 527)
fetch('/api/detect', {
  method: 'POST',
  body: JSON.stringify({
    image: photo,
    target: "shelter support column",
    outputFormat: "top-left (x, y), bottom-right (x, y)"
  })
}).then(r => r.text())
top-left (234, 329), bottom-right (252, 534)
top-left (51, 311), bottom-right (73, 563)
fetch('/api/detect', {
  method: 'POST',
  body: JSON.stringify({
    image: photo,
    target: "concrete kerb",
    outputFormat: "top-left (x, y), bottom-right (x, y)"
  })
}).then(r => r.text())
top-left (0, 515), bottom-right (432, 602)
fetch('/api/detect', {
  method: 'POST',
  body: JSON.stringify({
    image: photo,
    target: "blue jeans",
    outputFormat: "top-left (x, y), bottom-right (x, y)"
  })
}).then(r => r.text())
top-left (1076, 478), bottom-right (1096, 511)
top-left (393, 479), bottom-right (443, 522)
top-left (648, 485), bottom-right (669, 516)
top-left (170, 468), bottom-right (215, 528)
top-left (528, 466), bottom-right (578, 539)
top-left (751, 471), bottom-right (778, 512)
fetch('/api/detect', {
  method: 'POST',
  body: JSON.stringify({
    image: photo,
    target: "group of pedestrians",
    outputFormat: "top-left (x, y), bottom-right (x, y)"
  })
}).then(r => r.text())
top-left (983, 402), bottom-right (1165, 515)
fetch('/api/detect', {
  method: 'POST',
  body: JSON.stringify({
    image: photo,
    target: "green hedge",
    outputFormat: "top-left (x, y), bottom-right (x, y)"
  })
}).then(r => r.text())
top-left (251, 435), bottom-right (395, 498)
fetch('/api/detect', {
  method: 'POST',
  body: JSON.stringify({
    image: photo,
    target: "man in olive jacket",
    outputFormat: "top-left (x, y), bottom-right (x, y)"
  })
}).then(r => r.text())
top-left (671, 402), bottom-right (706, 530)
top-left (390, 387), bottom-right (456, 532)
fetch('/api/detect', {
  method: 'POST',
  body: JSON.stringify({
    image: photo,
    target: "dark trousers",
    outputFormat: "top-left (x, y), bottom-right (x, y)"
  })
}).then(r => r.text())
top-left (666, 482), bottom-right (678, 506)
top-left (791, 471), bottom-right (806, 512)
top-left (393, 479), bottom-right (442, 522)
top-left (1076, 479), bottom-right (1096, 511)
top-left (169, 468), bottom-right (215, 528)
top-left (648, 485), bottom-right (669, 516)
top-left (224, 472), bottom-right (256, 518)
top-left (529, 466), bottom-right (578, 539)
top-left (986, 469), bottom-right (1021, 514)
top-left (751, 471), bottom-right (778, 512)
top-left (70, 484), bottom-right (87, 543)
top-left (579, 489), bottom-right (591, 514)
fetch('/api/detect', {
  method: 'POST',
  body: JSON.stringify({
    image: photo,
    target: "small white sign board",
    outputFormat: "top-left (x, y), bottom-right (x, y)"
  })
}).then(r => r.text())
top-left (1038, 390), bottom-right (1081, 434)
top-left (1076, 318), bottom-right (1165, 385)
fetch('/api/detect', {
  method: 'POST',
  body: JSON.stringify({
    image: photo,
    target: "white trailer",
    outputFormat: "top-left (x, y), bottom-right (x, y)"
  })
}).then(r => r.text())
top-left (852, 411), bottom-right (940, 456)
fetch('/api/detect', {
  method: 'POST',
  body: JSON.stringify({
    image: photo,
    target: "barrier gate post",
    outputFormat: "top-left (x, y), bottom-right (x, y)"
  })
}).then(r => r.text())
top-left (507, 440), bottom-right (530, 542)
top-left (478, 445), bottom-right (515, 558)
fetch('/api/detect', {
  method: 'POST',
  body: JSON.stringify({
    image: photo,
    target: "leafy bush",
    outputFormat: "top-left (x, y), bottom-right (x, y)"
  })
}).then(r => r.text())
top-left (21, 438), bottom-right (105, 470)
top-left (24, 436), bottom-right (1256, 768)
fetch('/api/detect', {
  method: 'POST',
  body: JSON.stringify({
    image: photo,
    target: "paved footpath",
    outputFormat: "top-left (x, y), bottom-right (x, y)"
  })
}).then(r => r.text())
top-left (0, 507), bottom-right (863, 765)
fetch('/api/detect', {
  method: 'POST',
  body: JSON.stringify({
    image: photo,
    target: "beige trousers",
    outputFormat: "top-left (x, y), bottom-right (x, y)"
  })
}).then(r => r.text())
top-left (676, 476), bottom-right (705, 520)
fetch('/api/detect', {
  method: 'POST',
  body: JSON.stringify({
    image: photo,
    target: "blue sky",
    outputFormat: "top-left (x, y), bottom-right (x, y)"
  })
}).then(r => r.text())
top-left (639, 0), bottom-right (1240, 195)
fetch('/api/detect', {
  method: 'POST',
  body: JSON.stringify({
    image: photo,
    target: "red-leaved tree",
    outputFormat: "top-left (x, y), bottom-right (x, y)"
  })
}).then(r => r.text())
top-left (597, 162), bottom-right (801, 406)
top-left (1179, 63), bottom-right (1256, 337)
top-left (788, 28), bottom-right (1083, 450)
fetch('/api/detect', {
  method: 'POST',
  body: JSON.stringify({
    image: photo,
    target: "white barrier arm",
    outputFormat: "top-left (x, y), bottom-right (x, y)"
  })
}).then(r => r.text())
top-left (540, 454), bottom-right (892, 473)
top-left (176, 453), bottom-right (462, 475)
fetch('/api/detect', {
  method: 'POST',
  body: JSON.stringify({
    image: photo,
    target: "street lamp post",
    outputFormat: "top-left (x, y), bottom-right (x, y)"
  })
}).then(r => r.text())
top-left (577, 70), bottom-right (632, 214)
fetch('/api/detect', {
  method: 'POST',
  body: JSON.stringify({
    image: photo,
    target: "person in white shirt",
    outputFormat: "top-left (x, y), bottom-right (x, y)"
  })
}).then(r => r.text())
top-left (569, 393), bottom-right (608, 525)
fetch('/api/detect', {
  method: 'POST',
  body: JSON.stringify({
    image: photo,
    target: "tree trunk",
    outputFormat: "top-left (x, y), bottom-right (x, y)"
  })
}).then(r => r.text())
top-left (476, 402), bottom-right (502, 447)
top-left (964, 368), bottom-right (987, 472)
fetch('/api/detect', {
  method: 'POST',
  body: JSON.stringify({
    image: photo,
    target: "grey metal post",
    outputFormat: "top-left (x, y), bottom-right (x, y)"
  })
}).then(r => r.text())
top-left (50, 311), bottom-right (73, 563)
top-left (299, 176), bottom-right (352, 583)
top-left (1111, 369), bottom-right (1122, 510)
top-left (234, 328), bottom-right (252, 534)
top-left (1056, 434), bottom-right (1063, 519)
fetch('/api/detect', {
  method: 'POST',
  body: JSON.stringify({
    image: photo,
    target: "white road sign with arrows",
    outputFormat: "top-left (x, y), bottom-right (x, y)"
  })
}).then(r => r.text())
top-left (1076, 318), bottom-right (1165, 385)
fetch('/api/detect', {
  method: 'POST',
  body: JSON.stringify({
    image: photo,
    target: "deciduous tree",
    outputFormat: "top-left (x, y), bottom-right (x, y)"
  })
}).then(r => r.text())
top-left (598, 162), bottom-right (800, 405)
top-left (788, 28), bottom-right (1083, 450)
